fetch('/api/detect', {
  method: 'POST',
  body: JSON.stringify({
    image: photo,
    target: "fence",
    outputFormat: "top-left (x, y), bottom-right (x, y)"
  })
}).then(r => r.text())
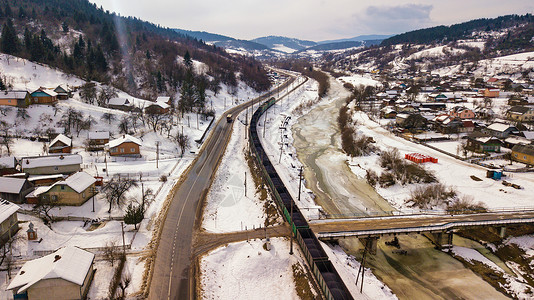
top-left (33, 244), bottom-right (132, 257)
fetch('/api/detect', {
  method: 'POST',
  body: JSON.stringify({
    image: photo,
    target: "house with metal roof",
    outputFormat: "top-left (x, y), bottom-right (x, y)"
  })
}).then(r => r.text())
top-left (21, 154), bottom-right (82, 175)
top-left (483, 123), bottom-right (519, 139)
top-left (0, 177), bottom-right (34, 203)
top-left (511, 144), bottom-right (534, 166)
top-left (506, 106), bottom-right (534, 122)
top-left (30, 88), bottom-right (58, 104)
top-left (48, 134), bottom-right (72, 154)
top-left (0, 199), bottom-right (19, 247)
top-left (25, 171), bottom-right (96, 206)
top-left (0, 90), bottom-right (31, 107)
top-left (7, 246), bottom-right (95, 300)
top-left (107, 134), bottom-right (142, 157)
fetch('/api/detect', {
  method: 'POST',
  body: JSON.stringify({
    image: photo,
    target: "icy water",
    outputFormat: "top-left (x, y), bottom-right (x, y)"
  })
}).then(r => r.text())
top-left (292, 77), bottom-right (509, 299)
top-left (292, 83), bottom-right (393, 216)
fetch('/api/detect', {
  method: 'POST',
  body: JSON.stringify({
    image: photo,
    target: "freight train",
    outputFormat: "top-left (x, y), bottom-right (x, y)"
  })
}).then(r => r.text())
top-left (249, 97), bottom-right (353, 300)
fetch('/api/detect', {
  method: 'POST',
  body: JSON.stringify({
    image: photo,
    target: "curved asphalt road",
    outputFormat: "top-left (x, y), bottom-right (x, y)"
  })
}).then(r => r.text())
top-left (148, 76), bottom-right (295, 300)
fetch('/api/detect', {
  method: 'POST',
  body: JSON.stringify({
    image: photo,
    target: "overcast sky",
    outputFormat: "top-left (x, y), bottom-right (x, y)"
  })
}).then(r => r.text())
top-left (89, 0), bottom-right (533, 41)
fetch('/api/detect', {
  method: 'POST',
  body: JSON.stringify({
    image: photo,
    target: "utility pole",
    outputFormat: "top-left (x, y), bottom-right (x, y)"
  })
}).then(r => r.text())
top-left (121, 221), bottom-right (126, 254)
top-left (156, 141), bottom-right (160, 169)
top-left (91, 187), bottom-right (95, 212)
top-left (245, 108), bottom-right (248, 140)
top-left (104, 155), bottom-right (109, 177)
top-left (244, 172), bottom-right (247, 197)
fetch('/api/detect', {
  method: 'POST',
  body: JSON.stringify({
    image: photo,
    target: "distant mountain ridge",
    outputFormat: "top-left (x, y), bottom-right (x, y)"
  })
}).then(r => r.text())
top-left (318, 34), bottom-right (392, 44)
top-left (251, 36), bottom-right (317, 52)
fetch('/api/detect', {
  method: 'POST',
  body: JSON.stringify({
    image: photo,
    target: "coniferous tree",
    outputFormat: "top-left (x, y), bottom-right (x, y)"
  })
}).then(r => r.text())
top-left (0, 19), bottom-right (19, 55)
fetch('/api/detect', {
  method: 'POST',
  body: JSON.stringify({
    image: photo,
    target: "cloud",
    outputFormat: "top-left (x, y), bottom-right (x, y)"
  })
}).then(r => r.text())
top-left (355, 4), bottom-right (435, 34)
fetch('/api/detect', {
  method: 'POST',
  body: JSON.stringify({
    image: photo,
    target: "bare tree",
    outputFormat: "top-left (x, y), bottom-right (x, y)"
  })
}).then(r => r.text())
top-left (98, 86), bottom-right (118, 107)
top-left (80, 82), bottom-right (97, 105)
top-left (145, 111), bottom-right (168, 132)
top-left (103, 240), bottom-right (120, 267)
top-left (32, 195), bottom-right (60, 225)
top-left (117, 272), bottom-right (132, 299)
top-left (0, 120), bottom-right (13, 156)
top-left (0, 106), bottom-right (12, 116)
top-left (118, 116), bottom-right (131, 134)
top-left (103, 176), bottom-right (138, 213)
top-left (101, 112), bottom-right (117, 125)
top-left (174, 131), bottom-right (190, 157)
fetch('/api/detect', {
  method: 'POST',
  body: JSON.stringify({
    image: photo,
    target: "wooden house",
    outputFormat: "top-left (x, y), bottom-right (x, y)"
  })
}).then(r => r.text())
top-left (7, 246), bottom-right (95, 300)
top-left (21, 154), bottom-right (82, 175)
top-left (0, 157), bottom-right (19, 176)
top-left (107, 135), bottom-right (142, 157)
top-left (107, 97), bottom-right (139, 112)
top-left (482, 88), bottom-right (500, 98)
top-left (145, 101), bottom-right (170, 114)
top-left (26, 171), bottom-right (96, 206)
top-left (449, 106), bottom-right (475, 119)
top-left (87, 131), bottom-right (110, 151)
top-left (0, 177), bottom-right (34, 203)
top-left (48, 134), bottom-right (72, 154)
top-left (31, 88), bottom-right (58, 104)
top-left (466, 133), bottom-right (502, 153)
top-left (53, 85), bottom-right (71, 100)
top-left (506, 106), bottom-right (534, 122)
top-left (0, 199), bottom-right (19, 247)
top-left (484, 123), bottom-right (519, 139)
top-left (0, 91), bottom-right (31, 107)
top-left (511, 144), bottom-right (534, 166)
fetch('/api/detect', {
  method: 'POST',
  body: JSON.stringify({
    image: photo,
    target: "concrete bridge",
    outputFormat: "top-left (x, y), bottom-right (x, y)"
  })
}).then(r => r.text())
top-left (310, 210), bottom-right (534, 253)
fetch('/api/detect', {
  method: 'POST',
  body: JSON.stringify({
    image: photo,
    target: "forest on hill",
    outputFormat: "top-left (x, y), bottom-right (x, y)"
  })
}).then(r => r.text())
top-left (0, 0), bottom-right (271, 102)
top-left (382, 14), bottom-right (534, 53)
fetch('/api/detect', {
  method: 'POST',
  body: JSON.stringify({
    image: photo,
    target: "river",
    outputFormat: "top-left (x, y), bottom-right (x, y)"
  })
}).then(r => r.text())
top-left (292, 76), bottom-right (509, 299)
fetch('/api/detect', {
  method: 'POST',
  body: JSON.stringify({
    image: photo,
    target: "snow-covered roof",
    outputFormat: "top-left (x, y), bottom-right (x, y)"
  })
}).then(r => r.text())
top-left (146, 101), bottom-right (170, 109)
top-left (108, 97), bottom-right (131, 106)
top-left (26, 186), bottom-right (50, 198)
top-left (88, 131), bottom-right (110, 140)
top-left (0, 91), bottom-right (28, 99)
top-left (523, 131), bottom-right (534, 140)
top-left (0, 198), bottom-right (19, 224)
top-left (49, 134), bottom-right (71, 147)
top-left (21, 154), bottom-right (82, 169)
top-left (107, 135), bottom-right (142, 148)
top-left (27, 174), bottom-right (66, 184)
top-left (58, 171), bottom-right (96, 193)
top-left (0, 156), bottom-right (16, 168)
top-left (7, 246), bottom-right (94, 294)
top-left (487, 123), bottom-right (512, 133)
top-left (0, 177), bottom-right (28, 194)
top-left (156, 96), bottom-right (170, 103)
top-left (32, 88), bottom-right (58, 97)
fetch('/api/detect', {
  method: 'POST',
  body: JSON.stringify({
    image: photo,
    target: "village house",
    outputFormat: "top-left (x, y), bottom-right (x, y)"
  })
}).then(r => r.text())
top-left (466, 133), bottom-right (502, 153)
top-left (380, 107), bottom-right (397, 119)
top-left (53, 85), bottom-right (71, 100)
top-left (0, 177), bottom-right (34, 203)
top-left (30, 88), bottom-right (58, 104)
top-left (506, 106), bottom-right (534, 122)
top-left (481, 88), bottom-right (500, 98)
top-left (27, 174), bottom-right (66, 187)
top-left (107, 134), bottom-right (142, 157)
top-left (48, 134), bottom-right (72, 154)
top-left (432, 115), bottom-right (464, 134)
top-left (107, 97), bottom-right (139, 112)
top-left (87, 131), bottom-right (110, 151)
top-left (25, 171), bottom-right (96, 206)
top-left (21, 154), bottom-right (82, 175)
top-left (483, 123), bottom-right (519, 139)
top-left (511, 144), bottom-right (534, 166)
top-left (145, 101), bottom-right (170, 114)
top-left (449, 106), bottom-right (475, 119)
top-left (7, 246), bottom-right (95, 300)
top-left (0, 199), bottom-right (19, 247)
top-left (0, 91), bottom-right (31, 107)
top-left (0, 156), bottom-right (19, 176)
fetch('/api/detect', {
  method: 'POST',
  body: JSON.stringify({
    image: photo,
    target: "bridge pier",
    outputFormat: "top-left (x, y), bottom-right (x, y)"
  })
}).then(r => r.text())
top-left (500, 226), bottom-right (507, 238)
top-left (425, 231), bottom-right (453, 251)
top-left (358, 236), bottom-right (379, 255)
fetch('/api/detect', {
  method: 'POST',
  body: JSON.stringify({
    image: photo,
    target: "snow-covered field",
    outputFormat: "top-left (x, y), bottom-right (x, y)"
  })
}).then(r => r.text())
top-left (200, 238), bottom-right (313, 300)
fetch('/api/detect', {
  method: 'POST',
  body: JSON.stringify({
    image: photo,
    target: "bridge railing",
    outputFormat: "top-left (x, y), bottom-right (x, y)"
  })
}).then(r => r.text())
top-left (316, 217), bottom-right (534, 239)
top-left (311, 206), bottom-right (534, 220)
